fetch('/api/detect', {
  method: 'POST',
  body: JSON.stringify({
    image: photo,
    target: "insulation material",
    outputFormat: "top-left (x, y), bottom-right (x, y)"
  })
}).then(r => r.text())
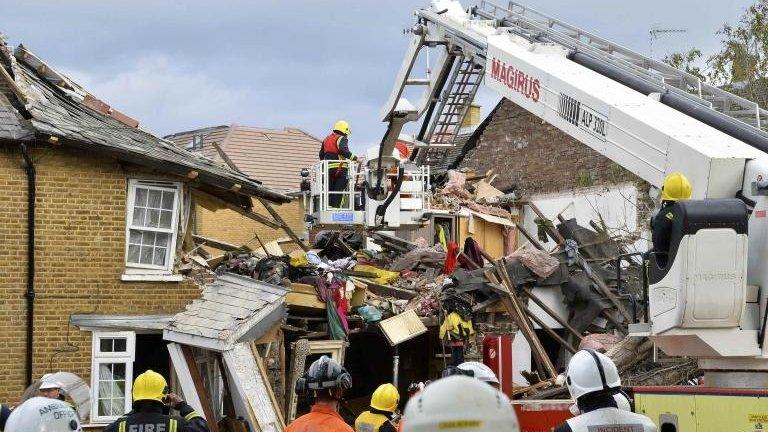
top-left (378, 309), bottom-right (428, 345)
top-left (223, 343), bottom-right (285, 432)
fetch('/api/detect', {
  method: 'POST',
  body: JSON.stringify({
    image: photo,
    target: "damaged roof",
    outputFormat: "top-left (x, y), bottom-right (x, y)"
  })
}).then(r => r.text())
top-left (163, 273), bottom-right (288, 352)
top-left (0, 36), bottom-right (290, 203)
top-left (166, 124), bottom-right (320, 192)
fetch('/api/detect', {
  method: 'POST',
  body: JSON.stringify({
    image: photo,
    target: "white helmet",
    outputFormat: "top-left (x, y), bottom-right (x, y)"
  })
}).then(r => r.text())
top-left (5, 397), bottom-right (82, 432)
top-left (403, 376), bottom-right (519, 432)
top-left (565, 350), bottom-right (621, 401)
top-left (39, 374), bottom-right (63, 390)
top-left (457, 361), bottom-right (500, 386)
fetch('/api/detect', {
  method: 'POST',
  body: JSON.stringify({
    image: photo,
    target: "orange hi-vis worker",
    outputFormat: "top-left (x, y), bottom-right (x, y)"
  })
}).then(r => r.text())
top-left (286, 356), bottom-right (354, 432)
top-left (320, 120), bottom-right (355, 208)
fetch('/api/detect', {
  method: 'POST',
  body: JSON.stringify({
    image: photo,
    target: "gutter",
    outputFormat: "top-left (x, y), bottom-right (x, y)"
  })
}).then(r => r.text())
top-left (19, 143), bottom-right (36, 386)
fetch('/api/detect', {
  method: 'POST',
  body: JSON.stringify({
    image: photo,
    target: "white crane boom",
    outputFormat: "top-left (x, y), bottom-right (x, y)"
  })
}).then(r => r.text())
top-left (380, 0), bottom-right (768, 378)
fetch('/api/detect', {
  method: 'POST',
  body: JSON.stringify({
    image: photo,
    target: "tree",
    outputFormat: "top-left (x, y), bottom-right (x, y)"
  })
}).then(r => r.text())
top-left (663, 48), bottom-right (705, 81)
top-left (664, 1), bottom-right (768, 106)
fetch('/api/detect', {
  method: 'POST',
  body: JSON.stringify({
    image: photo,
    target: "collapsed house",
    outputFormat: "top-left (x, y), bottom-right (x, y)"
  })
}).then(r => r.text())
top-left (0, 33), bottom-right (306, 430)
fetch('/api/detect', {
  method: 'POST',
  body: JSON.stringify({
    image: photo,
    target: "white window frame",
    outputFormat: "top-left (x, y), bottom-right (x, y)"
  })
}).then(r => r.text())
top-left (125, 179), bottom-right (182, 273)
top-left (90, 331), bottom-right (136, 424)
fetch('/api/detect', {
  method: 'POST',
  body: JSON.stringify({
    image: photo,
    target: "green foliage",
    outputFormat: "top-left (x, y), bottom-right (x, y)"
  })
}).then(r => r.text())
top-left (708, 2), bottom-right (768, 85)
top-left (663, 1), bottom-right (768, 106)
top-left (575, 170), bottom-right (593, 187)
top-left (663, 49), bottom-right (705, 80)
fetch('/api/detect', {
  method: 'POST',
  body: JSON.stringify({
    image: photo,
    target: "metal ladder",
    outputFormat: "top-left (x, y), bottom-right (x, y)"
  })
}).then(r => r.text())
top-left (475, 0), bottom-right (768, 132)
top-left (415, 58), bottom-right (485, 165)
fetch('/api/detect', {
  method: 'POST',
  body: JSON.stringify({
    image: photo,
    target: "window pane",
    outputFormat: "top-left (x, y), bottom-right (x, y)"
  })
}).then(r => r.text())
top-left (110, 397), bottom-right (125, 416)
top-left (131, 208), bottom-right (146, 227)
top-left (129, 230), bottom-right (142, 244)
top-left (140, 246), bottom-right (153, 265)
top-left (100, 338), bottom-right (113, 353)
top-left (141, 230), bottom-right (156, 245)
top-left (98, 398), bottom-right (111, 417)
top-left (156, 232), bottom-right (170, 247)
top-left (113, 338), bottom-right (127, 352)
top-left (153, 247), bottom-right (167, 267)
top-left (159, 210), bottom-right (173, 229)
top-left (127, 244), bottom-right (140, 263)
top-left (99, 363), bottom-right (115, 380)
top-left (113, 363), bottom-right (126, 380)
top-left (135, 188), bottom-right (148, 207)
top-left (148, 189), bottom-right (163, 209)
top-left (161, 191), bottom-right (175, 210)
top-left (147, 209), bottom-right (160, 227)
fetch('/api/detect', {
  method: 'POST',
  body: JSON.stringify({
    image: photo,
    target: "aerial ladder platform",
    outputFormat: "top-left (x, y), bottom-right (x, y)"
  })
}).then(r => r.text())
top-left (378, 2), bottom-right (768, 422)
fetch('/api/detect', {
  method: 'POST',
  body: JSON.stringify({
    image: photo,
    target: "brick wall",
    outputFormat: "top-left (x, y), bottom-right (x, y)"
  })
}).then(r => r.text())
top-left (0, 144), bottom-right (201, 404)
top-left (460, 99), bottom-right (640, 196)
top-left (194, 198), bottom-right (306, 250)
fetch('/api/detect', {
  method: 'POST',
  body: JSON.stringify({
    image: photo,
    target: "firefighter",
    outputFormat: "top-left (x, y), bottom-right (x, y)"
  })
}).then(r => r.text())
top-left (5, 397), bottom-right (82, 432)
top-left (287, 355), bottom-right (353, 432)
top-left (651, 172), bottom-right (692, 257)
top-left (401, 376), bottom-right (519, 432)
top-left (104, 370), bottom-right (209, 432)
top-left (554, 350), bottom-right (657, 432)
top-left (0, 403), bottom-right (11, 431)
top-left (355, 383), bottom-right (400, 432)
top-left (320, 120), bottom-right (356, 208)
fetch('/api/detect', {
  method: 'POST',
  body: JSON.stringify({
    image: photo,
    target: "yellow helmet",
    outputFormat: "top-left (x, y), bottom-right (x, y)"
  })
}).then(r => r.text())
top-left (371, 383), bottom-right (400, 412)
top-left (333, 120), bottom-right (350, 136)
top-left (132, 370), bottom-right (167, 402)
top-left (661, 172), bottom-right (693, 201)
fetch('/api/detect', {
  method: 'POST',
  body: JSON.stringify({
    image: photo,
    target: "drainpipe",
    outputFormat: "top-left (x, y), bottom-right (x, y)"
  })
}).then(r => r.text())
top-left (20, 143), bottom-right (36, 386)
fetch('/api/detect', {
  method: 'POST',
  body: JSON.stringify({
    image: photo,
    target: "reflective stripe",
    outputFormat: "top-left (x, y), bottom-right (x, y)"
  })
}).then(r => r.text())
top-left (118, 420), bottom-right (126, 432)
top-left (170, 419), bottom-right (178, 432)
top-left (185, 411), bottom-right (202, 421)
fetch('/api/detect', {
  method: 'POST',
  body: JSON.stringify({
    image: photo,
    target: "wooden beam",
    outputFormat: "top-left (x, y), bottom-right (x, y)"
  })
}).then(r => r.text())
top-left (192, 234), bottom-right (244, 252)
top-left (256, 197), bottom-right (310, 252)
top-left (519, 286), bottom-right (583, 341)
top-left (181, 345), bottom-right (220, 432)
top-left (212, 141), bottom-right (243, 174)
top-left (193, 188), bottom-right (282, 229)
top-left (490, 262), bottom-right (558, 379)
top-left (527, 202), bottom-right (632, 325)
top-left (519, 302), bottom-right (578, 354)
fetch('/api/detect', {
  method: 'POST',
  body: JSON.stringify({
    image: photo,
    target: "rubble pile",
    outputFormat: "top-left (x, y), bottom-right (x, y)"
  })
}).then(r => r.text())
top-left (182, 169), bottom-right (699, 400)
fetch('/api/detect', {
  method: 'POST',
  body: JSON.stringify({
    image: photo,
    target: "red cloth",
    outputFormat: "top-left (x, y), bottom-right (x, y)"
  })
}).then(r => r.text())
top-left (443, 241), bottom-right (459, 274)
top-left (286, 403), bottom-right (353, 432)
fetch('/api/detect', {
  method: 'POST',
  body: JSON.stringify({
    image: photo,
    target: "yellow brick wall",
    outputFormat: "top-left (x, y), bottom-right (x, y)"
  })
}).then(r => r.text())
top-left (194, 198), bottom-right (306, 251)
top-left (0, 144), bottom-right (202, 405)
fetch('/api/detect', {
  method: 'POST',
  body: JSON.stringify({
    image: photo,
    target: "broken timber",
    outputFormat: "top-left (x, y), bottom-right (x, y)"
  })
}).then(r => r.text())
top-left (526, 202), bottom-right (632, 327)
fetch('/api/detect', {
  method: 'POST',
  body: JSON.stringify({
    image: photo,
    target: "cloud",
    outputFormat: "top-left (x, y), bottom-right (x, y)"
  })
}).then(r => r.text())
top-left (62, 53), bottom-right (247, 136)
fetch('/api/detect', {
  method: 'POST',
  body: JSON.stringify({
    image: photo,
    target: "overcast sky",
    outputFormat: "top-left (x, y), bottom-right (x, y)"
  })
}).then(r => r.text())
top-left (1, 0), bottom-right (755, 153)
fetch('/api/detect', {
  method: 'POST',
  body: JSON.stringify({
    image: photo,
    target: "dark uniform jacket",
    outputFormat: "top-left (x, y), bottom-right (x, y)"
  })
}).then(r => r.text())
top-left (650, 203), bottom-right (676, 255)
top-left (105, 401), bottom-right (209, 432)
top-left (0, 404), bottom-right (10, 431)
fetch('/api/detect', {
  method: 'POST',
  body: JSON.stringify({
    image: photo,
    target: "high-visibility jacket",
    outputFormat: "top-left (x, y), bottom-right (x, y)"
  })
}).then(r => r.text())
top-left (554, 407), bottom-right (657, 432)
top-left (439, 312), bottom-right (474, 342)
top-left (104, 402), bottom-right (209, 432)
top-left (320, 132), bottom-right (353, 169)
top-left (286, 403), bottom-right (354, 432)
top-left (354, 409), bottom-right (398, 432)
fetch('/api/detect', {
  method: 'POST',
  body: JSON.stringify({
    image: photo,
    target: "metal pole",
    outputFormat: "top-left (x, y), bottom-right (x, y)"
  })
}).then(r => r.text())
top-left (393, 345), bottom-right (400, 387)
